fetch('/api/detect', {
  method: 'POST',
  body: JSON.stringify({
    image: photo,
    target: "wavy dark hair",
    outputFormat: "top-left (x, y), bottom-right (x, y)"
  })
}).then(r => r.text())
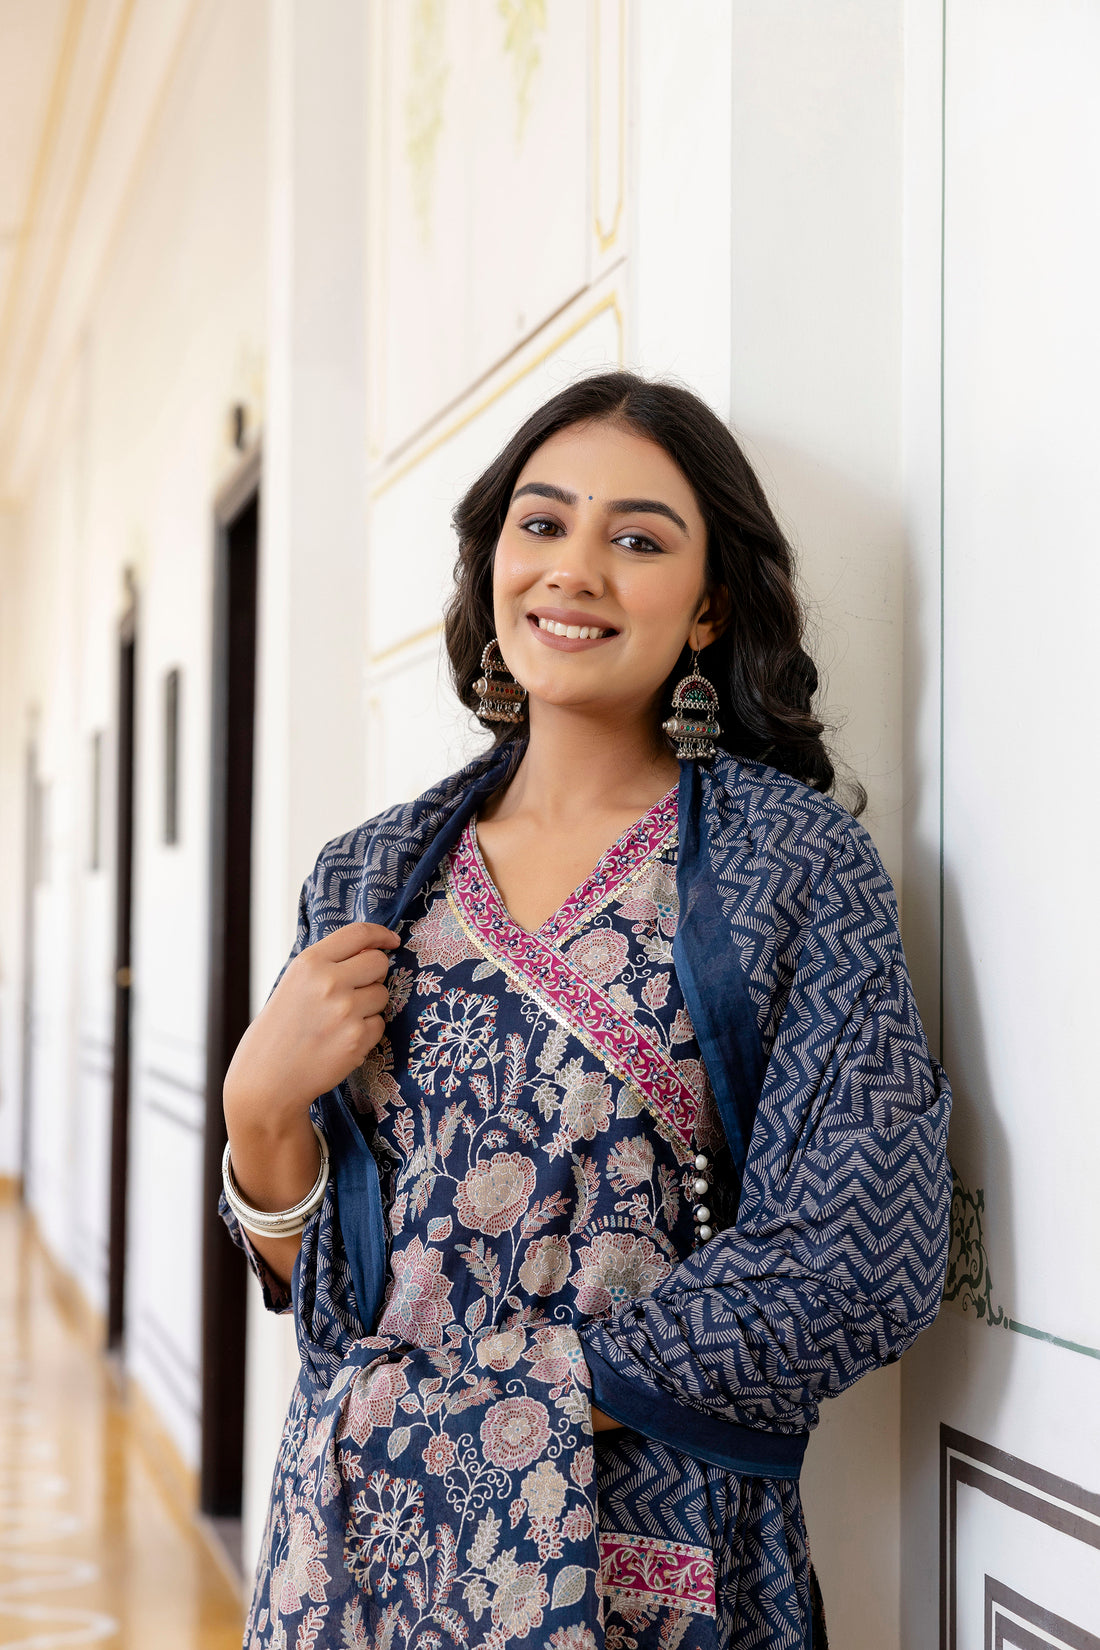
top-left (444, 369), bottom-right (865, 813)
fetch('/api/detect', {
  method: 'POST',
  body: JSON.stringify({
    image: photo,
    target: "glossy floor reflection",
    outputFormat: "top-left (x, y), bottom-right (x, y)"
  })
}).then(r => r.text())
top-left (0, 1197), bottom-right (244, 1648)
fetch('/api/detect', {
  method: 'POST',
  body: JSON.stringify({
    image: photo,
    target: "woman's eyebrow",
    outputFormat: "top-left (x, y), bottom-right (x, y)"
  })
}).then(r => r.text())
top-left (510, 481), bottom-right (689, 535)
top-left (608, 496), bottom-right (689, 535)
top-left (511, 481), bottom-right (576, 507)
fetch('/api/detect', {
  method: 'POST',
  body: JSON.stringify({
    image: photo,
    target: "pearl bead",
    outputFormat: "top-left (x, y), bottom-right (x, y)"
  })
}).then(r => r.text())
top-left (694, 1153), bottom-right (709, 1171)
top-left (693, 1177), bottom-right (709, 1197)
top-left (693, 1205), bottom-right (711, 1224)
top-left (696, 1224), bottom-right (713, 1242)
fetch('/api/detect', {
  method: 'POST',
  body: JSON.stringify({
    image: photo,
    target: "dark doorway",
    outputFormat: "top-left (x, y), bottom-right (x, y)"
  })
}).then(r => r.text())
top-left (200, 447), bottom-right (261, 1533)
top-left (107, 577), bottom-right (138, 1350)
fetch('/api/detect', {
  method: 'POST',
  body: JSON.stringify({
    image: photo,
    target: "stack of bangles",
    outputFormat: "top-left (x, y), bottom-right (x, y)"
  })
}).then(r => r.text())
top-left (220, 1120), bottom-right (330, 1238)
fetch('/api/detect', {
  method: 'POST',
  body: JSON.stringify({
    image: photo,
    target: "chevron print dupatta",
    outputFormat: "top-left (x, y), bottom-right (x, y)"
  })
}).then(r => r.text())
top-left (223, 745), bottom-right (952, 1650)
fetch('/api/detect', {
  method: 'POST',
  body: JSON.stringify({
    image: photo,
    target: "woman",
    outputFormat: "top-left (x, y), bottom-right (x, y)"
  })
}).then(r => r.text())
top-left (221, 370), bottom-right (952, 1650)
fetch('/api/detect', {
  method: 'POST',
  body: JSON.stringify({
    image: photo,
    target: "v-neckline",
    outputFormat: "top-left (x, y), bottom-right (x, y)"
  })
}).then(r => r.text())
top-left (460, 783), bottom-right (679, 945)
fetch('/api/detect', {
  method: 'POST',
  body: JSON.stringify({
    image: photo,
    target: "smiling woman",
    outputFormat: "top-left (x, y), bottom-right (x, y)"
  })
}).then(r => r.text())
top-left (445, 371), bottom-right (857, 809)
top-left (219, 369), bottom-right (951, 1650)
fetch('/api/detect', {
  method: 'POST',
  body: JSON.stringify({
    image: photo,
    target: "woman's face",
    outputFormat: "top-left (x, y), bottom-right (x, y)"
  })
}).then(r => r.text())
top-left (492, 420), bottom-right (722, 728)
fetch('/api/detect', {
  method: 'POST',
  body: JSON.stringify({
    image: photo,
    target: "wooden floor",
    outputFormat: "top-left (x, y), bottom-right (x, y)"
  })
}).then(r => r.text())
top-left (0, 1198), bottom-right (245, 1649)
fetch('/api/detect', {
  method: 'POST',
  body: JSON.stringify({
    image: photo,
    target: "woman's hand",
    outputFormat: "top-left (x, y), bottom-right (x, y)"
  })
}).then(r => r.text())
top-left (224, 922), bottom-right (399, 1137)
top-left (222, 922), bottom-right (398, 1287)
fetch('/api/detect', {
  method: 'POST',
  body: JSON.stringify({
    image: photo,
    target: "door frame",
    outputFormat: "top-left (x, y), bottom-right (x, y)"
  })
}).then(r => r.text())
top-left (200, 443), bottom-right (262, 1521)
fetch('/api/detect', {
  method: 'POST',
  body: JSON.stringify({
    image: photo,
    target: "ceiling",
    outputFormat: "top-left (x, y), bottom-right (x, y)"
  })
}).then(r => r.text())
top-left (0, 0), bottom-right (197, 505)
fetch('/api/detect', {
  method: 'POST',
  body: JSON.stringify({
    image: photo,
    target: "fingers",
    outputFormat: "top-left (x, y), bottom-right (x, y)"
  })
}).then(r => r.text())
top-left (312, 922), bottom-right (399, 963)
top-left (355, 983), bottom-right (389, 1020)
top-left (360, 1014), bottom-right (387, 1058)
top-left (339, 946), bottom-right (393, 988)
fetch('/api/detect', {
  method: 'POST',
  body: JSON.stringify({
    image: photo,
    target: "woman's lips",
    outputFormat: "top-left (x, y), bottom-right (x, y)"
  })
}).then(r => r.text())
top-left (527, 613), bottom-right (618, 651)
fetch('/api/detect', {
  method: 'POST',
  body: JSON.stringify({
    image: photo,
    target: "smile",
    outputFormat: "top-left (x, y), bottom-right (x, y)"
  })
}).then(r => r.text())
top-left (527, 611), bottom-right (619, 651)
top-left (537, 618), bottom-right (612, 639)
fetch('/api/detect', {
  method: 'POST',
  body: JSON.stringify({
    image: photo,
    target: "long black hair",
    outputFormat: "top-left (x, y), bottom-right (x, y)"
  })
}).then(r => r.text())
top-left (443, 368), bottom-right (864, 813)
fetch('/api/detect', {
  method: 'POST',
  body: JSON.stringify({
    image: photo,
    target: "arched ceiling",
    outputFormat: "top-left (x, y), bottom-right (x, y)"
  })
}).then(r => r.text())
top-left (0, 0), bottom-right (200, 506)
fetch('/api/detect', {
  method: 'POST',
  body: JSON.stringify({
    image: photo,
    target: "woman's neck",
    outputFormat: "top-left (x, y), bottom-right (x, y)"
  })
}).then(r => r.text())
top-left (485, 703), bottom-right (679, 829)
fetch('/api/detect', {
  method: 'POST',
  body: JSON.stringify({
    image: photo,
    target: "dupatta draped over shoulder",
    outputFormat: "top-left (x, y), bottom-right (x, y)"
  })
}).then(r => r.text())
top-left (223, 744), bottom-right (952, 1650)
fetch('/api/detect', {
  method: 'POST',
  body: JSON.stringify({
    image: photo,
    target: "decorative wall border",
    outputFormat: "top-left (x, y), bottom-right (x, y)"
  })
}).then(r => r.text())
top-left (985, 1576), bottom-right (1100, 1650)
top-left (943, 1169), bottom-right (1100, 1363)
top-left (367, 0), bottom-right (628, 470)
top-left (368, 282), bottom-right (624, 504)
top-left (364, 281), bottom-right (624, 678)
top-left (940, 1426), bottom-right (1100, 1650)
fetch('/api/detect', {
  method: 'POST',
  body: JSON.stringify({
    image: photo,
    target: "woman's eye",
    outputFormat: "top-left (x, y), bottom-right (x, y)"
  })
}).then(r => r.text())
top-left (520, 517), bottom-right (562, 537)
top-left (615, 533), bottom-right (663, 555)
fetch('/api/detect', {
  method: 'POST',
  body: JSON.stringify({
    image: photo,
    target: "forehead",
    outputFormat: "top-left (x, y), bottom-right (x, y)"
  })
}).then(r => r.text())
top-left (515, 422), bottom-right (699, 514)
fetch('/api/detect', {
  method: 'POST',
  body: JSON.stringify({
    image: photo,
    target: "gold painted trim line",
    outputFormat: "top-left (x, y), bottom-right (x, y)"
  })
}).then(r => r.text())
top-left (370, 619), bottom-right (445, 668)
top-left (377, 278), bottom-right (592, 473)
top-left (369, 286), bottom-right (624, 501)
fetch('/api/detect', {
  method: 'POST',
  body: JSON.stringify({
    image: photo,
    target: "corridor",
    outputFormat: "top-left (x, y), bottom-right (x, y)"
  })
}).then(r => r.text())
top-left (0, 1190), bottom-right (243, 1649)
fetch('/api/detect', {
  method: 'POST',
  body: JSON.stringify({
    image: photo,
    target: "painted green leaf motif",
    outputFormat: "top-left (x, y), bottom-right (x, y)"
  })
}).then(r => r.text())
top-left (497, 0), bottom-right (547, 147)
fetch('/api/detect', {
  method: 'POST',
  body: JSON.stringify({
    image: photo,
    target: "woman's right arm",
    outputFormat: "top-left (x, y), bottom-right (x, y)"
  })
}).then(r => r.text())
top-left (222, 920), bottom-right (398, 1289)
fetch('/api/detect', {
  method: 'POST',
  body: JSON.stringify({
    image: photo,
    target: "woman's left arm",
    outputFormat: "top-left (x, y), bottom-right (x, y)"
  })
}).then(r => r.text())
top-left (579, 823), bottom-right (954, 1437)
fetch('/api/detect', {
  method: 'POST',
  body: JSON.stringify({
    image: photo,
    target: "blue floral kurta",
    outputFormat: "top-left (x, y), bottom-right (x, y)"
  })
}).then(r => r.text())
top-left (225, 748), bottom-right (953, 1650)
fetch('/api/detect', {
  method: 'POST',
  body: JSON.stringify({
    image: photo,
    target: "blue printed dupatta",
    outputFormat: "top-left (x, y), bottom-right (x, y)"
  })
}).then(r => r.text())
top-left (225, 742), bottom-right (952, 1650)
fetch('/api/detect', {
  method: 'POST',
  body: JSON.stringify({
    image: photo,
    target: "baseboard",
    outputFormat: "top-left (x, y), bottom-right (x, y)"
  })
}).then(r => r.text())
top-left (24, 1204), bottom-right (108, 1346)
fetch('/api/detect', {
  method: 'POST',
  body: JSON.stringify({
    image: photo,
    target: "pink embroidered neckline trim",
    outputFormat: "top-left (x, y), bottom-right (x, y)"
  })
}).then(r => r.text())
top-left (530, 784), bottom-right (678, 945)
top-left (448, 789), bottom-right (699, 1155)
top-left (461, 784), bottom-right (677, 947)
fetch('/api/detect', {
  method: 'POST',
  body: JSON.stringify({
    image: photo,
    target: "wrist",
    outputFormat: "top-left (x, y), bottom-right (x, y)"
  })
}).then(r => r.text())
top-left (223, 1072), bottom-right (313, 1144)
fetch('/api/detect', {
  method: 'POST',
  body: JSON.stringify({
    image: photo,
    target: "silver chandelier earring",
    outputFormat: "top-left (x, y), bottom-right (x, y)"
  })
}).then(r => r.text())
top-left (661, 651), bottom-right (722, 761)
top-left (473, 638), bottom-right (527, 723)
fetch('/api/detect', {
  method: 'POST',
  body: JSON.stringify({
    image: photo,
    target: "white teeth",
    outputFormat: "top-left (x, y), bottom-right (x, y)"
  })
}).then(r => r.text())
top-left (535, 618), bottom-right (611, 639)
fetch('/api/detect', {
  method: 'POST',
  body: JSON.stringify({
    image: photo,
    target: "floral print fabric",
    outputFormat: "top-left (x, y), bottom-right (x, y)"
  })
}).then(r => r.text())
top-left (234, 787), bottom-right (813, 1650)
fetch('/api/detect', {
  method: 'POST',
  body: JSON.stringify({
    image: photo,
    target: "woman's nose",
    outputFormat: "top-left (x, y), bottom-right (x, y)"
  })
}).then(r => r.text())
top-left (545, 528), bottom-right (606, 597)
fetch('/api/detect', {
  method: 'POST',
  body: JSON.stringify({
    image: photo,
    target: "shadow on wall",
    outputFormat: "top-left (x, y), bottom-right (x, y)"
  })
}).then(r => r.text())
top-left (730, 427), bottom-right (911, 825)
top-left (744, 437), bottom-right (1015, 1647)
top-left (897, 535), bottom-right (1017, 1650)
top-left (899, 558), bottom-right (1016, 1389)
top-left (742, 435), bottom-right (918, 1650)
top-left (938, 865), bottom-right (1016, 1363)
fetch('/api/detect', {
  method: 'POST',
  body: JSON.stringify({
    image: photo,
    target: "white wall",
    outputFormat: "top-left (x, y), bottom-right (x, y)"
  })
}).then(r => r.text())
top-left (356, 5), bottom-right (908, 1645)
top-left (0, 0), bottom-right (268, 1470)
top-left (4, 4), bottom-right (1096, 1641)
top-left (900, 5), bottom-right (1100, 1647)
top-left (721, 9), bottom-right (909, 1646)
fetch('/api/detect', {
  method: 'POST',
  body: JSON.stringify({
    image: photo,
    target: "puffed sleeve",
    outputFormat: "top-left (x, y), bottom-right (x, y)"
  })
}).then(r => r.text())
top-left (579, 818), bottom-right (953, 1440)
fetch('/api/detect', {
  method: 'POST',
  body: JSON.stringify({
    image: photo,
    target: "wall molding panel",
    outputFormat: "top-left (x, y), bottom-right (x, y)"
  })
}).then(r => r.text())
top-left (941, 1428), bottom-right (1100, 1650)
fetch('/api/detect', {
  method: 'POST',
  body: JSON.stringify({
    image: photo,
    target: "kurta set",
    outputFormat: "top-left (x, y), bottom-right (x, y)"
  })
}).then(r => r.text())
top-left (222, 743), bottom-right (952, 1650)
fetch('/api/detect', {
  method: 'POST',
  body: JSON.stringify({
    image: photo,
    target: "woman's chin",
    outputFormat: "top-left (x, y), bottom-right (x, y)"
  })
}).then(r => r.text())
top-left (524, 687), bottom-right (641, 720)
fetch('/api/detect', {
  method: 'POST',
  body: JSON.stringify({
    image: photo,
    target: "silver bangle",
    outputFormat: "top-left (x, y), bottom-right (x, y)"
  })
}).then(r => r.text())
top-left (222, 1120), bottom-right (330, 1238)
